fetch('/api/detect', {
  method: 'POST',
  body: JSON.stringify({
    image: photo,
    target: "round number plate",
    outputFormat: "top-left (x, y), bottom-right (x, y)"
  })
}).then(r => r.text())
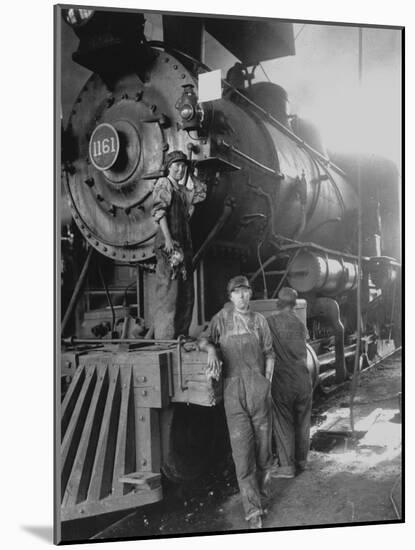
top-left (89, 123), bottom-right (120, 171)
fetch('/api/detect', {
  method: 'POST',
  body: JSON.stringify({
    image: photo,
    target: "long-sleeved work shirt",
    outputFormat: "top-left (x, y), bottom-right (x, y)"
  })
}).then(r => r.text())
top-left (151, 175), bottom-right (206, 256)
top-left (151, 175), bottom-right (206, 223)
top-left (204, 303), bottom-right (275, 377)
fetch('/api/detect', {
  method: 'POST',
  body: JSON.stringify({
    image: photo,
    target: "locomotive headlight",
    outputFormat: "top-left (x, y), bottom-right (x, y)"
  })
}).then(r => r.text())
top-left (62, 8), bottom-right (95, 27)
top-left (180, 104), bottom-right (195, 121)
top-left (175, 84), bottom-right (204, 132)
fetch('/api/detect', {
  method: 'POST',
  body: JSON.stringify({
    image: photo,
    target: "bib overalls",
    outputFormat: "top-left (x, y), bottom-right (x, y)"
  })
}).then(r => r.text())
top-left (211, 307), bottom-right (274, 520)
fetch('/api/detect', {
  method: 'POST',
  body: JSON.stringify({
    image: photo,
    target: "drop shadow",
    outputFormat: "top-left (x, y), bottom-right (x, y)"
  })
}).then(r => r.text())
top-left (21, 525), bottom-right (53, 543)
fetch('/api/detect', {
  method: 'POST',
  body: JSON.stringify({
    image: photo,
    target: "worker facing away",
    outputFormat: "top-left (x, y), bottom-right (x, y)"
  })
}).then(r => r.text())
top-left (199, 275), bottom-right (275, 529)
top-left (267, 287), bottom-right (313, 478)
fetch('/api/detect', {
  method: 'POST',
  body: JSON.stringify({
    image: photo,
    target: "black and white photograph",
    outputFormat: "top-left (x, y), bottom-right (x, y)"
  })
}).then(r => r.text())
top-left (54, 3), bottom-right (403, 544)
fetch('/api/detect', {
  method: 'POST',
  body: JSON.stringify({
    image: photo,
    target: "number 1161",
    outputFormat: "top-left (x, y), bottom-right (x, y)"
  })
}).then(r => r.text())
top-left (92, 137), bottom-right (116, 157)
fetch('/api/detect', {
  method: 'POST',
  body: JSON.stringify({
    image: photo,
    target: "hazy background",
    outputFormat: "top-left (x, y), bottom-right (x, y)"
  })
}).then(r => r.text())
top-left (202, 21), bottom-right (402, 171)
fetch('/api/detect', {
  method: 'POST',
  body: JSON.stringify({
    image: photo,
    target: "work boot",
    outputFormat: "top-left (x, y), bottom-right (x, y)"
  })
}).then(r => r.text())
top-left (296, 460), bottom-right (309, 475)
top-left (247, 513), bottom-right (263, 529)
top-left (270, 465), bottom-right (295, 479)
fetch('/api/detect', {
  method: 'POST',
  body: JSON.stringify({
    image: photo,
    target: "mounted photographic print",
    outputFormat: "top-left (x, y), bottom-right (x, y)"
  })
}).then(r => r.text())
top-left (55, 4), bottom-right (403, 544)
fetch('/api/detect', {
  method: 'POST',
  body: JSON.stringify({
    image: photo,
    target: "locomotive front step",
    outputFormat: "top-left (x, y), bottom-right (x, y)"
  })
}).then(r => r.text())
top-left (119, 471), bottom-right (161, 489)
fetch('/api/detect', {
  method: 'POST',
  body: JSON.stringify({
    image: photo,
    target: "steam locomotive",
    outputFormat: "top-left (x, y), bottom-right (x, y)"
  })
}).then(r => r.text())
top-left (59, 8), bottom-right (401, 523)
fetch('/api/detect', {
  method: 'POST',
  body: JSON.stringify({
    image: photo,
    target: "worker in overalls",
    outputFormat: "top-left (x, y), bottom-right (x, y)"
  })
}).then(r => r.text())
top-left (151, 150), bottom-right (206, 339)
top-left (199, 276), bottom-right (275, 529)
top-left (267, 287), bottom-right (313, 478)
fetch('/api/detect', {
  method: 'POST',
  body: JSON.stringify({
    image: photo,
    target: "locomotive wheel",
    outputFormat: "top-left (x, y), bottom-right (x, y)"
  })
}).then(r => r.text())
top-left (160, 403), bottom-right (225, 483)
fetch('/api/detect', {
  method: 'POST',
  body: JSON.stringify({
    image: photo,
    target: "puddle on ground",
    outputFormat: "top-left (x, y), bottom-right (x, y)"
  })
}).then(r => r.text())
top-left (311, 431), bottom-right (365, 453)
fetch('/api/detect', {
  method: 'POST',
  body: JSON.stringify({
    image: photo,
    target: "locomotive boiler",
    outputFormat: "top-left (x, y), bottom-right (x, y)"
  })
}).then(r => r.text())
top-left (59, 8), bottom-right (401, 524)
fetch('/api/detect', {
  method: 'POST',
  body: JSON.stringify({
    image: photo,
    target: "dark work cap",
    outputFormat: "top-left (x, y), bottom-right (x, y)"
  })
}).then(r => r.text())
top-left (165, 150), bottom-right (188, 171)
top-left (227, 275), bottom-right (251, 295)
top-left (277, 287), bottom-right (298, 306)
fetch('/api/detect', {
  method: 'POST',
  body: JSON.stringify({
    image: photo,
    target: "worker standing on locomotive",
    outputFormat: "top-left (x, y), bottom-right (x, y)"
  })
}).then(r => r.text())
top-left (151, 150), bottom-right (206, 339)
top-left (198, 275), bottom-right (275, 529)
top-left (267, 287), bottom-right (313, 478)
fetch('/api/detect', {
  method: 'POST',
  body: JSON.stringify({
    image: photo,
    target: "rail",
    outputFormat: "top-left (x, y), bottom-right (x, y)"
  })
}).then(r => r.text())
top-left (318, 346), bottom-right (401, 389)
